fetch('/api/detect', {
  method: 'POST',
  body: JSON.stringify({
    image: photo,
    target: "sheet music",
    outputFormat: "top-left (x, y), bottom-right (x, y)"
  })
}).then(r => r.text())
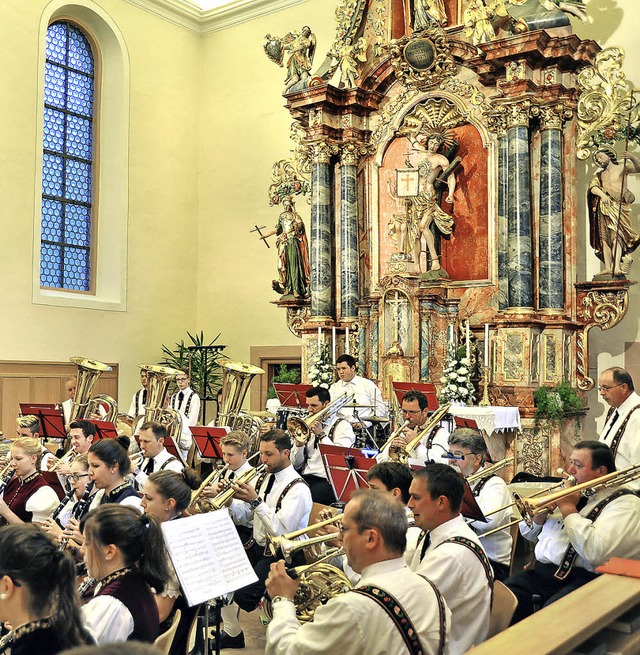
top-left (161, 510), bottom-right (258, 606)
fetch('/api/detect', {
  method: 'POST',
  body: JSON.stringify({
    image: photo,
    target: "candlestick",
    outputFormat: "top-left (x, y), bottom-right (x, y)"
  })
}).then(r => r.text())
top-left (332, 326), bottom-right (336, 365)
top-left (345, 327), bottom-right (350, 355)
top-left (317, 326), bottom-right (321, 350)
top-left (448, 324), bottom-right (454, 348)
top-left (484, 324), bottom-right (489, 367)
top-left (465, 321), bottom-right (470, 359)
top-left (479, 365), bottom-right (491, 406)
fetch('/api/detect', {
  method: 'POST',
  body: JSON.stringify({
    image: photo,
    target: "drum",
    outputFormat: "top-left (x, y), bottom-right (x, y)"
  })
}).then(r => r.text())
top-left (276, 407), bottom-right (307, 431)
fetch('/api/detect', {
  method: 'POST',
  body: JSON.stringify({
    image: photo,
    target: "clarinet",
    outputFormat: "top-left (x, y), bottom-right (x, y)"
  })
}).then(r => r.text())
top-left (49, 486), bottom-right (77, 525)
top-left (59, 481), bottom-right (95, 551)
top-left (0, 469), bottom-right (15, 496)
top-left (0, 630), bottom-right (12, 654)
top-left (77, 575), bottom-right (96, 598)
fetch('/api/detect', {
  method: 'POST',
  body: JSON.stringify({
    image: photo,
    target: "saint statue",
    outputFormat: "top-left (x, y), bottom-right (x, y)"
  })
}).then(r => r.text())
top-left (260, 197), bottom-right (311, 298)
top-left (412, 0), bottom-right (447, 30)
top-left (283, 26), bottom-right (316, 93)
top-left (588, 148), bottom-right (640, 278)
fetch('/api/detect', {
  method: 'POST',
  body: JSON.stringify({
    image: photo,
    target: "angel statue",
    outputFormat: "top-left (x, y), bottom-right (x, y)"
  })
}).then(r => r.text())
top-left (263, 26), bottom-right (317, 94)
top-left (258, 197), bottom-right (311, 298)
top-left (588, 148), bottom-right (640, 278)
top-left (329, 37), bottom-right (367, 89)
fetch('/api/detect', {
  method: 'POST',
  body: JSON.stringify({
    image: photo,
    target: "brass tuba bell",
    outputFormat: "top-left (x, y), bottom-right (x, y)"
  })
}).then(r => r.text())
top-left (68, 356), bottom-right (118, 423)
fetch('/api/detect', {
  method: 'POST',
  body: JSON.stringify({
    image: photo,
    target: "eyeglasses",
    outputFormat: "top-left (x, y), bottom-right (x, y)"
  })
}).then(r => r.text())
top-left (598, 383), bottom-right (624, 392)
top-left (176, 378), bottom-right (188, 382)
top-left (402, 409), bottom-right (424, 416)
top-left (69, 473), bottom-right (90, 482)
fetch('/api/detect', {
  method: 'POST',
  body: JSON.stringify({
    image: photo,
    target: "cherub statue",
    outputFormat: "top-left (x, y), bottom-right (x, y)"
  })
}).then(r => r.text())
top-left (259, 197), bottom-right (311, 298)
top-left (588, 148), bottom-right (640, 278)
top-left (329, 37), bottom-right (367, 89)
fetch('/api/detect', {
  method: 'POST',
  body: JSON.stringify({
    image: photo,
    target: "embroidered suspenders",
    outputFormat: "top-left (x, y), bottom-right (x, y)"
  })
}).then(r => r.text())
top-left (254, 474), bottom-right (308, 512)
top-left (352, 579), bottom-right (447, 655)
top-left (472, 474), bottom-right (496, 497)
top-left (159, 456), bottom-right (178, 471)
top-left (437, 536), bottom-right (495, 601)
top-left (553, 489), bottom-right (636, 580)
top-left (607, 405), bottom-right (640, 459)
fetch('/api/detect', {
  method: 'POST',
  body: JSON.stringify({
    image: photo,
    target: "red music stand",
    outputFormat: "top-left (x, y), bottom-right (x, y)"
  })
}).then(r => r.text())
top-left (163, 435), bottom-right (188, 467)
top-left (391, 382), bottom-right (439, 412)
top-left (453, 416), bottom-right (480, 430)
top-left (19, 404), bottom-right (66, 439)
top-left (273, 383), bottom-right (300, 407)
top-left (190, 426), bottom-right (229, 459)
top-left (461, 480), bottom-right (488, 523)
top-left (87, 419), bottom-right (118, 441)
top-left (319, 444), bottom-right (377, 503)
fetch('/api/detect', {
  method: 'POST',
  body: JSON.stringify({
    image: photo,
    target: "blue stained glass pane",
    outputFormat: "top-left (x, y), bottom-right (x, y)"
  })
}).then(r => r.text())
top-left (43, 107), bottom-right (65, 153)
top-left (65, 160), bottom-right (91, 202)
top-left (44, 62), bottom-right (66, 109)
top-left (46, 23), bottom-right (67, 65)
top-left (40, 243), bottom-right (62, 287)
top-left (67, 71), bottom-right (93, 117)
top-left (68, 26), bottom-right (94, 74)
top-left (63, 247), bottom-right (90, 290)
top-left (66, 115), bottom-right (92, 159)
top-left (65, 205), bottom-right (91, 246)
top-left (41, 199), bottom-right (63, 242)
top-left (42, 153), bottom-right (64, 196)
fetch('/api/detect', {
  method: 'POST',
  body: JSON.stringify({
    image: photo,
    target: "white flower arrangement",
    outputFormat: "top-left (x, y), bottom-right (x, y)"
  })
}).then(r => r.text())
top-left (439, 345), bottom-right (476, 405)
top-left (308, 345), bottom-right (335, 389)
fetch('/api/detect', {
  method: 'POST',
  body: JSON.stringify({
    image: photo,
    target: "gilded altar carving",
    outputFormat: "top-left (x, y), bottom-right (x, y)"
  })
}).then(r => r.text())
top-left (370, 87), bottom-right (420, 147)
top-left (439, 78), bottom-right (486, 108)
top-left (519, 426), bottom-right (549, 476)
top-left (286, 306), bottom-right (311, 337)
top-left (310, 140), bottom-right (340, 164)
top-left (387, 26), bottom-right (457, 92)
top-left (268, 123), bottom-right (312, 206)
top-left (576, 47), bottom-right (640, 161)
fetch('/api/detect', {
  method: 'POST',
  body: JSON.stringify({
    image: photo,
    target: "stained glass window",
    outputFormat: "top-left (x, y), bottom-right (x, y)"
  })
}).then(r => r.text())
top-left (41, 21), bottom-right (95, 291)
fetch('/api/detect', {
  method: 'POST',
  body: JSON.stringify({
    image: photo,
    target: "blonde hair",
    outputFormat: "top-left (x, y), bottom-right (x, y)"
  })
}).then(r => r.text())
top-left (12, 437), bottom-right (43, 466)
top-left (17, 415), bottom-right (40, 433)
top-left (221, 430), bottom-right (248, 452)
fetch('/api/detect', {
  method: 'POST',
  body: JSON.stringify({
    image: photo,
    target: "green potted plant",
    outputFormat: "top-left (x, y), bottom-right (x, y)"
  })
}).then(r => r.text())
top-left (533, 380), bottom-right (584, 432)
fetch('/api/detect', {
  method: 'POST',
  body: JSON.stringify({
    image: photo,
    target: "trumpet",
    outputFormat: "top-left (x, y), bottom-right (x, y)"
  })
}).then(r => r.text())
top-left (378, 419), bottom-right (410, 454)
top-left (50, 446), bottom-right (78, 472)
top-left (262, 547), bottom-right (352, 623)
top-left (267, 513), bottom-right (344, 558)
top-left (390, 403), bottom-right (451, 465)
top-left (287, 393), bottom-right (355, 445)
top-left (466, 457), bottom-right (514, 484)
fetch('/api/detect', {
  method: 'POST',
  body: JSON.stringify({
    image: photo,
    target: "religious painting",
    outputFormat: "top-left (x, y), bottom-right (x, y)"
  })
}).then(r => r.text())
top-left (503, 332), bottom-right (524, 382)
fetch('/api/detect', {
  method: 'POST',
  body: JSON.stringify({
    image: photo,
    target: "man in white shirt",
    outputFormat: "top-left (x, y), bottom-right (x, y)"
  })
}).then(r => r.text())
top-left (16, 415), bottom-right (56, 471)
top-left (48, 419), bottom-right (97, 475)
top-left (216, 429), bottom-right (312, 650)
top-left (290, 386), bottom-right (355, 504)
top-left (598, 366), bottom-right (640, 489)
top-left (377, 390), bottom-right (449, 464)
top-left (61, 374), bottom-right (77, 428)
top-left (407, 463), bottom-right (493, 655)
top-left (448, 428), bottom-right (513, 580)
top-left (329, 354), bottom-right (387, 425)
top-left (505, 441), bottom-right (640, 623)
top-left (127, 369), bottom-right (150, 424)
top-left (133, 421), bottom-right (184, 490)
top-left (265, 489), bottom-right (451, 655)
top-left (169, 372), bottom-right (201, 426)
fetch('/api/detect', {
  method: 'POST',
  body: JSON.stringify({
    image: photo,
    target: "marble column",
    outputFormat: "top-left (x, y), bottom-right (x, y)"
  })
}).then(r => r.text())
top-left (371, 310), bottom-right (379, 379)
top-left (538, 107), bottom-right (564, 312)
top-left (357, 308), bottom-right (369, 376)
top-left (340, 144), bottom-right (359, 320)
top-left (310, 142), bottom-right (335, 319)
top-left (506, 105), bottom-right (533, 310)
top-left (419, 301), bottom-right (430, 381)
top-left (497, 128), bottom-right (509, 310)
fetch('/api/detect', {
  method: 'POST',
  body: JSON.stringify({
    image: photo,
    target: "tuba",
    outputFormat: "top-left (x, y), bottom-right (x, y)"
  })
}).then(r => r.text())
top-left (68, 357), bottom-right (118, 423)
top-left (286, 393), bottom-right (355, 445)
top-left (217, 361), bottom-right (265, 456)
top-left (139, 364), bottom-right (187, 463)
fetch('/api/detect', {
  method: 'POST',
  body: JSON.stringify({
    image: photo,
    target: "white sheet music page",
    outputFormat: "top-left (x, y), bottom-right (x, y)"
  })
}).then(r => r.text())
top-left (161, 509), bottom-right (258, 606)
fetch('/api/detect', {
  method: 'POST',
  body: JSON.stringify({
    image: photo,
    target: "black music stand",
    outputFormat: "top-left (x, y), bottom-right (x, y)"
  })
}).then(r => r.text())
top-left (391, 382), bottom-right (439, 411)
top-left (320, 444), bottom-right (377, 503)
top-left (87, 419), bottom-right (118, 440)
top-left (19, 403), bottom-right (66, 440)
top-left (190, 426), bottom-right (228, 459)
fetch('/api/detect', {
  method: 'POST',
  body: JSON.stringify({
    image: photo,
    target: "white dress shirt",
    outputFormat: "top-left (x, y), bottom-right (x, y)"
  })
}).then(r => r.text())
top-left (225, 460), bottom-right (255, 528)
top-left (468, 472), bottom-right (513, 566)
top-left (61, 398), bottom-right (73, 425)
top-left (134, 447), bottom-right (184, 490)
top-left (266, 557), bottom-right (451, 655)
top-left (290, 415), bottom-right (355, 479)
top-left (330, 375), bottom-right (388, 423)
top-left (599, 391), bottom-right (640, 490)
top-left (127, 388), bottom-right (147, 419)
top-left (406, 514), bottom-right (491, 655)
top-left (169, 386), bottom-right (201, 426)
top-left (251, 465), bottom-right (312, 547)
top-left (519, 486), bottom-right (640, 571)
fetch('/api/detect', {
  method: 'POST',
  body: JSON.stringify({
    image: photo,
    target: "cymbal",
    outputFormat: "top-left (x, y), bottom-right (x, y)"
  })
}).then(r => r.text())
top-left (249, 410), bottom-right (277, 419)
top-left (343, 403), bottom-right (375, 409)
top-left (368, 416), bottom-right (390, 423)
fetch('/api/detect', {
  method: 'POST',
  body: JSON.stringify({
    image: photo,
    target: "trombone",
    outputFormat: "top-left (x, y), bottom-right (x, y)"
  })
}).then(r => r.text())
top-left (377, 419), bottom-right (410, 454)
top-left (287, 393), bottom-right (355, 444)
top-left (389, 403), bottom-right (451, 464)
top-left (266, 513), bottom-right (344, 558)
top-left (466, 457), bottom-right (514, 484)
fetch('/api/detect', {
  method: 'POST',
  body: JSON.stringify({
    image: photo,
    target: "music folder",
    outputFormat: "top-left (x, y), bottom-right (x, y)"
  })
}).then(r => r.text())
top-left (87, 419), bottom-right (118, 440)
top-left (461, 479), bottom-right (488, 523)
top-left (190, 426), bottom-right (229, 459)
top-left (319, 443), bottom-right (377, 503)
top-left (391, 382), bottom-right (439, 412)
top-left (19, 403), bottom-right (66, 439)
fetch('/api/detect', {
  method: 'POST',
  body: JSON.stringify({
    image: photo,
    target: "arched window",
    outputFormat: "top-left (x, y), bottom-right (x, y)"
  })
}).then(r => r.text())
top-left (40, 21), bottom-right (95, 291)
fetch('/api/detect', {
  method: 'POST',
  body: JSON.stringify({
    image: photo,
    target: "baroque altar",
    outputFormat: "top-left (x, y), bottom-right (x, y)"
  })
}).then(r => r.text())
top-left (258, 0), bottom-right (639, 476)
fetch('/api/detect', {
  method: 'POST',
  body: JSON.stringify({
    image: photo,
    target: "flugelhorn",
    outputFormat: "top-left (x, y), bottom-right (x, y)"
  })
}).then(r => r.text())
top-left (189, 463), bottom-right (266, 513)
top-left (287, 393), bottom-right (355, 444)
top-left (390, 403), bottom-right (451, 464)
top-left (50, 446), bottom-right (78, 472)
top-left (466, 457), bottom-right (514, 484)
top-left (377, 419), bottom-right (410, 454)
top-left (262, 547), bottom-right (352, 623)
top-left (266, 513), bottom-right (344, 557)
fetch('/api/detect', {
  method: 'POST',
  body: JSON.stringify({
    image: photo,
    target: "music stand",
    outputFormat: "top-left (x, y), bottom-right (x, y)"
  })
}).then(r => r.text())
top-left (461, 480), bottom-right (487, 523)
top-left (391, 382), bottom-right (439, 411)
top-left (190, 426), bottom-right (229, 459)
top-left (319, 444), bottom-right (377, 503)
top-left (162, 434), bottom-right (188, 467)
top-left (453, 416), bottom-right (480, 430)
top-left (293, 384), bottom-right (313, 407)
top-left (87, 419), bottom-right (118, 440)
top-left (19, 404), bottom-right (66, 440)
top-left (273, 383), bottom-right (300, 407)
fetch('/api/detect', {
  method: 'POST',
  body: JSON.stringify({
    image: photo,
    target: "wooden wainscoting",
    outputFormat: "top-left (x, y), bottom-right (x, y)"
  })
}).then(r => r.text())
top-left (0, 361), bottom-right (118, 439)
top-left (249, 346), bottom-right (302, 412)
